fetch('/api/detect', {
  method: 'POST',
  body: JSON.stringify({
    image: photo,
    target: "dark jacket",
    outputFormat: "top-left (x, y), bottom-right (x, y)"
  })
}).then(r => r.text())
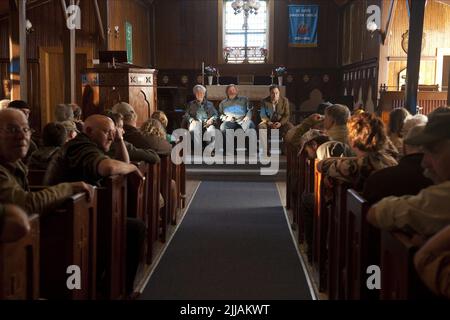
top-left (28, 146), bottom-right (61, 170)
top-left (363, 153), bottom-right (433, 204)
top-left (44, 133), bottom-right (109, 187)
top-left (184, 99), bottom-right (219, 126)
top-left (107, 140), bottom-right (160, 164)
top-left (123, 124), bottom-right (171, 156)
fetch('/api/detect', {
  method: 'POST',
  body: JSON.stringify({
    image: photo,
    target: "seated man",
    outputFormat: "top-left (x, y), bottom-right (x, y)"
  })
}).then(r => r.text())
top-left (8, 100), bottom-right (37, 162)
top-left (105, 111), bottom-right (160, 164)
top-left (60, 120), bottom-right (79, 141)
top-left (218, 84), bottom-right (255, 132)
top-left (28, 122), bottom-right (67, 170)
top-left (258, 84), bottom-right (293, 139)
top-left (44, 114), bottom-right (146, 296)
top-left (54, 103), bottom-right (74, 122)
top-left (112, 102), bottom-right (171, 155)
top-left (0, 109), bottom-right (93, 215)
top-left (363, 124), bottom-right (433, 204)
top-left (367, 114), bottom-right (450, 237)
top-left (0, 203), bottom-right (30, 243)
top-left (184, 85), bottom-right (219, 148)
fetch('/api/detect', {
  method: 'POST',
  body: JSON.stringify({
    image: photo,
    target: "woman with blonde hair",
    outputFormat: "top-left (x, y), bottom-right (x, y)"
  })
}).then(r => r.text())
top-left (318, 113), bottom-right (398, 190)
top-left (140, 118), bottom-right (172, 154)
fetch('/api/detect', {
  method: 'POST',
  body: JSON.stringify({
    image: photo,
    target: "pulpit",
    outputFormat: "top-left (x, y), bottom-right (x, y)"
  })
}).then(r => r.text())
top-left (82, 67), bottom-right (158, 126)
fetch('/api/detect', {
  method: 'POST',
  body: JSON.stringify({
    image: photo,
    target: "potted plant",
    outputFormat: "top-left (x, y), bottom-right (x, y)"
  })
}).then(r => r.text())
top-left (205, 66), bottom-right (217, 85)
top-left (275, 67), bottom-right (287, 85)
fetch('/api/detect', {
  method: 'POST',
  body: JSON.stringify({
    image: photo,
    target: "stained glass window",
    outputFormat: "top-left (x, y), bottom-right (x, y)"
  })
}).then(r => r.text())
top-left (223, 0), bottom-right (269, 64)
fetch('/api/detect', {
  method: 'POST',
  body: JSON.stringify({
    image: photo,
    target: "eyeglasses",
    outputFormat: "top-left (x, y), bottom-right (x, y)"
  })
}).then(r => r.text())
top-left (0, 126), bottom-right (35, 135)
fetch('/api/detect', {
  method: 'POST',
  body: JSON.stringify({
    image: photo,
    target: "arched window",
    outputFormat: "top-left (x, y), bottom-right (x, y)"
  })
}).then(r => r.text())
top-left (218, 0), bottom-right (273, 64)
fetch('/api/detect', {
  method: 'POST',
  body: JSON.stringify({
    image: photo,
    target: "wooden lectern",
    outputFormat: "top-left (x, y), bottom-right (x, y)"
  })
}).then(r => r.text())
top-left (81, 66), bottom-right (158, 127)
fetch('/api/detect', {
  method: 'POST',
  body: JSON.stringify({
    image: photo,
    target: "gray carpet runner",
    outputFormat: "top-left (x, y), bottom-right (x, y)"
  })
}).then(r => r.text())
top-left (140, 181), bottom-right (312, 300)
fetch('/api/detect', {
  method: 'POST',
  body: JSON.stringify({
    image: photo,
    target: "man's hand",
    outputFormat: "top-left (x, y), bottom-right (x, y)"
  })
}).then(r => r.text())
top-left (243, 116), bottom-right (250, 122)
top-left (71, 182), bottom-right (96, 202)
top-left (226, 116), bottom-right (235, 122)
top-left (272, 122), bottom-right (282, 129)
top-left (0, 204), bottom-right (30, 243)
top-left (114, 127), bottom-right (124, 142)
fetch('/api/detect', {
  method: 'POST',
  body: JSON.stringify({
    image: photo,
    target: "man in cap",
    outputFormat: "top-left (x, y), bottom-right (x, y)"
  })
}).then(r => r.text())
top-left (60, 120), bottom-right (79, 141)
top-left (367, 113), bottom-right (450, 237)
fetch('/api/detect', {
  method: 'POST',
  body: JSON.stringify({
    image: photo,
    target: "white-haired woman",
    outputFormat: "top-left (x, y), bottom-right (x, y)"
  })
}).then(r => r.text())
top-left (184, 85), bottom-right (219, 151)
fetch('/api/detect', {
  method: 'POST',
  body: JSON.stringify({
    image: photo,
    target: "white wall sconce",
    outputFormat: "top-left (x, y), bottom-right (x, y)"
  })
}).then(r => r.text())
top-left (366, 21), bottom-right (385, 43)
top-left (26, 19), bottom-right (34, 34)
top-left (107, 26), bottom-right (120, 38)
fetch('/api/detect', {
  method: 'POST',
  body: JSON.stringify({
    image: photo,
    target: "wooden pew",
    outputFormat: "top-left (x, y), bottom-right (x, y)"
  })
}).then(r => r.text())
top-left (179, 149), bottom-right (186, 209)
top-left (380, 231), bottom-right (435, 300)
top-left (39, 192), bottom-right (97, 300)
top-left (159, 155), bottom-right (171, 243)
top-left (128, 162), bottom-right (149, 223)
top-left (345, 189), bottom-right (379, 300)
top-left (378, 90), bottom-right (447, 115)
top-left (171, 161), bottom-right (181, 226)
top-left (0, 215), bottom-right (40, 300)
top-left (312, 160), bottom-right (328, 292)
top-left (147, 163), bottom-right (160, 264)
top-left (327, 181), bottom-right (350, 300)
top-left (294, 152), bottom-right (307, 243)
top-left (286, 143), bottom-right (295, 210)
top-left (97, 175), bottom-right (127, 300)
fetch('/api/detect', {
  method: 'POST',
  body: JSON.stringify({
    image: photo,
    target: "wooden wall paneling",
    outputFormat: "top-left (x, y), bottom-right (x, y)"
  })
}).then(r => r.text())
top-left (154, 0), bottom-right (339, 71)
top-left (40, 47), bottom-right (93, 127)
top-left (108, 0), bottom-right (151, 67)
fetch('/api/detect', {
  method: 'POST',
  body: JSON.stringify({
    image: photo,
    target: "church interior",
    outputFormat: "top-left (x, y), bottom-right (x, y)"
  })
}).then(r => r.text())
top-left (1, 0), bottom-right (450, 305)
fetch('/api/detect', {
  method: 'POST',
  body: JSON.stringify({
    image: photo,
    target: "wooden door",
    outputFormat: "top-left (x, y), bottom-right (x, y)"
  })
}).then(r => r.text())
top-left (39, 47), bottom-right (93, 126)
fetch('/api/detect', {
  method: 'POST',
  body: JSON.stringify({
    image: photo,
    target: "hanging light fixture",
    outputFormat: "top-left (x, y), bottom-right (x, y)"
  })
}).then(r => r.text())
top-left (230, 0), bottom-right (261, 63)
top-left (231, 0), bottom-right (261, 16)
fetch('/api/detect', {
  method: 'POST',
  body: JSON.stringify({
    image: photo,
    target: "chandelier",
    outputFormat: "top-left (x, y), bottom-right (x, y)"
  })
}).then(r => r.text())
top-left (231, 0), bottom-right (261, 16)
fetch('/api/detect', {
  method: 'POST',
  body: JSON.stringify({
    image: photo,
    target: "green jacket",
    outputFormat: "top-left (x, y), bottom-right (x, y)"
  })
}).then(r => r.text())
top-left (0, 160), bottom-right (73, 215)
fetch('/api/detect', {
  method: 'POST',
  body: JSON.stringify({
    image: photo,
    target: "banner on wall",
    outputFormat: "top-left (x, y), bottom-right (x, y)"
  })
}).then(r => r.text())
top-left (288, 5), bottom-right (319, 47)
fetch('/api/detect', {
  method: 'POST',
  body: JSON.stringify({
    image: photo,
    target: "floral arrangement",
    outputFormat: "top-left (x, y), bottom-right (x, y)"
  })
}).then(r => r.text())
top-left (275, 67), bottom-right (287, 76)
top-left (205, 66), bottom-right (217, 76)
top-left (260, 48), bottom-right (268, 57)
top-left (223, 47), bottom-right (231, 63)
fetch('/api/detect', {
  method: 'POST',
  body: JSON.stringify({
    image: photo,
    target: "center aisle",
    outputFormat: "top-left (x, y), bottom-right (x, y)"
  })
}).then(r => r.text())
top-left (140, 181), bottom-right (312, 300)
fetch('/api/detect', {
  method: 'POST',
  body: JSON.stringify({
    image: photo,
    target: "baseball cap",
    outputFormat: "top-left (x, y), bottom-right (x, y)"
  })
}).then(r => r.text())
top-left (61, 120), bottom-right (80, 133)
top-left (404, 113), bottom-right (450, 146)
top-left (298, 129), bottom-right (326, 155)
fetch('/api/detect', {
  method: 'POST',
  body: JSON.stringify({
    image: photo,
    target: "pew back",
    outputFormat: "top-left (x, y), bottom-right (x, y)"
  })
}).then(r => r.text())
top-left (0, 215), bottom-right (40, 300)
top-left (97, 175), bottom-right (127, 300)
top-left (40, 192), bottom-right (97, 300)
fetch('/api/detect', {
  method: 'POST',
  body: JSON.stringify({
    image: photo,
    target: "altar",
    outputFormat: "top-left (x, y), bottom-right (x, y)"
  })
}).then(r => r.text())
top-left (205, 85), bottom-right (286, 101)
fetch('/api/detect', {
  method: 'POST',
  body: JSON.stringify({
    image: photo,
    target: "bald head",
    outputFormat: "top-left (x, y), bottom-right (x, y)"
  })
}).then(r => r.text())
top-left (0, 108), bottom-right (27, 124)
top-left (84, 114), bottom-right (114, 132)
top-left (0, 109), bottom-right (31, 163)
top-left (83, 114), bottom-right (116, 152)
